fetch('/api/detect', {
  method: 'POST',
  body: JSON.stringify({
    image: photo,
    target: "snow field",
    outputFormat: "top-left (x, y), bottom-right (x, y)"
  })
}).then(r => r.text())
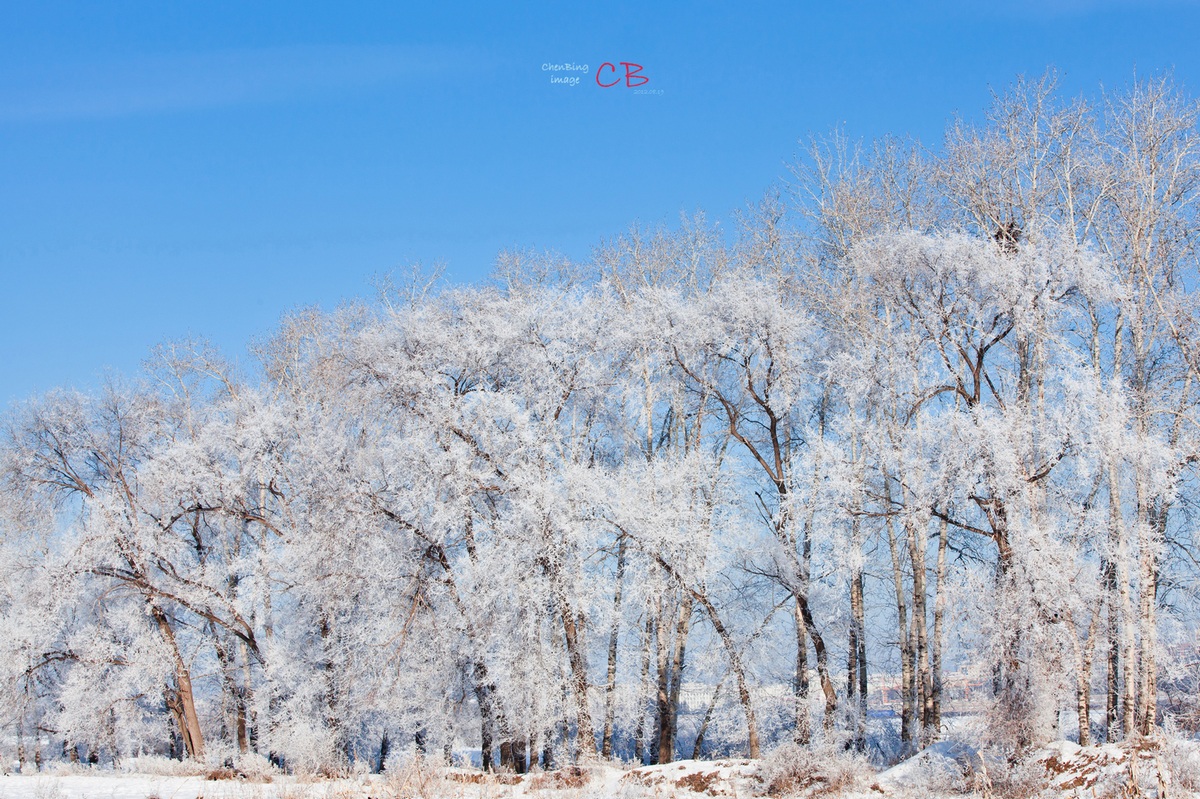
top-left (2, 738), bottom-right (1195, 799)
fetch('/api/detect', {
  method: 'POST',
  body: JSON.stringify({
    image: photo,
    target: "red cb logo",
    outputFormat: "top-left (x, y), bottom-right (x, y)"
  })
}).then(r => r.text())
top-left (595, 62), bottom-right (648, 88)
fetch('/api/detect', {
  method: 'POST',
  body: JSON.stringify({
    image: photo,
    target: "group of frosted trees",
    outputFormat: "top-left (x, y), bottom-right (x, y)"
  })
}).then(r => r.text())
top-left (2, 75), bottom-right (1200, 773)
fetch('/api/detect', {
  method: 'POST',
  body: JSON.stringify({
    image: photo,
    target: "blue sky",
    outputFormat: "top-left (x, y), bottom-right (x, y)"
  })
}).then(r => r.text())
top-left (2, 0), bottom-right (1199, 404)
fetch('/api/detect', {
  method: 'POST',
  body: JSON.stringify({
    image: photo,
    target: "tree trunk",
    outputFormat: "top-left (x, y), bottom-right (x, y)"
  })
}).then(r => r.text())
top-left (886, 511), bottom-right (914, 750)
top-left (479, 715), bottom-right (494, 771)
top-left (1109, 458), bottom-right (1137, 738)
top-left (855, 571), bottom-right (867, 708)
top-left (653, 553), bottom-right (760, 758)
top-left (240, 638), bottom-right (256, 753)
top-left (634, 614), bottom-right (654, 764)
top-left (982, 498), bottom-right (1026, 747)
top-left (692, 674), bottom-right (726, 760)
top-left (797, 594), bottom-right (838, 730)
top-left (1074, 604), bottom-right (1099, 746)
top-left (657, 593), bottom-right (693, 764)
top-left (601, 534), bottom-right (628, 759)
top-left (847, 455), bottom-right (867, 749)
top-left (152, 604), bottom-right (204, 760)
top-left (793, 516), bottom-right (837, 730)
top-left (907, 517), bottom-right (931, 739)
top-left (558, 593), bottom-right (597, 759)
top-left (513, 735), bottom-right (528, 774)
top-left (929, 516), bottom-right (948, 738)
top-left (318, 613), bottom-right (350, 762)
top-left (211, 623), bottom-right (248, 754)
top-left (848, 564), bottom-right (867, 749)
top-left (1103, 559), bottom-right (1120, 742)
top-left (653, 599), bottom-right (671, 763)
top-left (1136, 500), bottom-right (1166, 735)
top-left (473, 661), bottom-right (499, 771)
top-left (17, 716), bottom-right (26, 773)
top-left (793, 511), bottom-right (811, 746)
top-left (793, 600), bottom-right (811, 745)
top-left (376, 731), bottom-right (390, 773)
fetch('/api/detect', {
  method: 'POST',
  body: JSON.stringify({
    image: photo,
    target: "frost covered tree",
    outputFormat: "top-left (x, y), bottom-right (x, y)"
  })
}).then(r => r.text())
top-left (2, 74), bottom-right (1200, 773)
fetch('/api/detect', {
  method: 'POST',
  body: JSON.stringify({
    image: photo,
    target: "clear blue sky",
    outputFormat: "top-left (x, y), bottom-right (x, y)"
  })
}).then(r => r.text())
top-left (2, 0), bottom-right (1199, 404)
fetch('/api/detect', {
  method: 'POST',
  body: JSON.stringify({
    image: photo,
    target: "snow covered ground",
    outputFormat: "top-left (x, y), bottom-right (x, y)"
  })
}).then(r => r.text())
top-left (0, 773), bottom-right (215, 799)
top-left (1, 738), bottom-right (1197, 799)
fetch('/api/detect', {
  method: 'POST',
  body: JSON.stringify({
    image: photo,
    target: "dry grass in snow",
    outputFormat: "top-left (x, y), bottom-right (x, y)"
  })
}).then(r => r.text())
top-left (1, 738), bottom-right (1198, 799)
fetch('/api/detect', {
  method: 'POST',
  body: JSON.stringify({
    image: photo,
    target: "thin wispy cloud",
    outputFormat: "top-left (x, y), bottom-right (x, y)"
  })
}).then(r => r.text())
top-left (0, 44), bottom-right (477, 122)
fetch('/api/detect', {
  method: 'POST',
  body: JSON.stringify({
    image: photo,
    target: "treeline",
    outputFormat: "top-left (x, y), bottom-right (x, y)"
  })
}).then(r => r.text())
top-left (2, 74), bottom-right (1200, 773)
